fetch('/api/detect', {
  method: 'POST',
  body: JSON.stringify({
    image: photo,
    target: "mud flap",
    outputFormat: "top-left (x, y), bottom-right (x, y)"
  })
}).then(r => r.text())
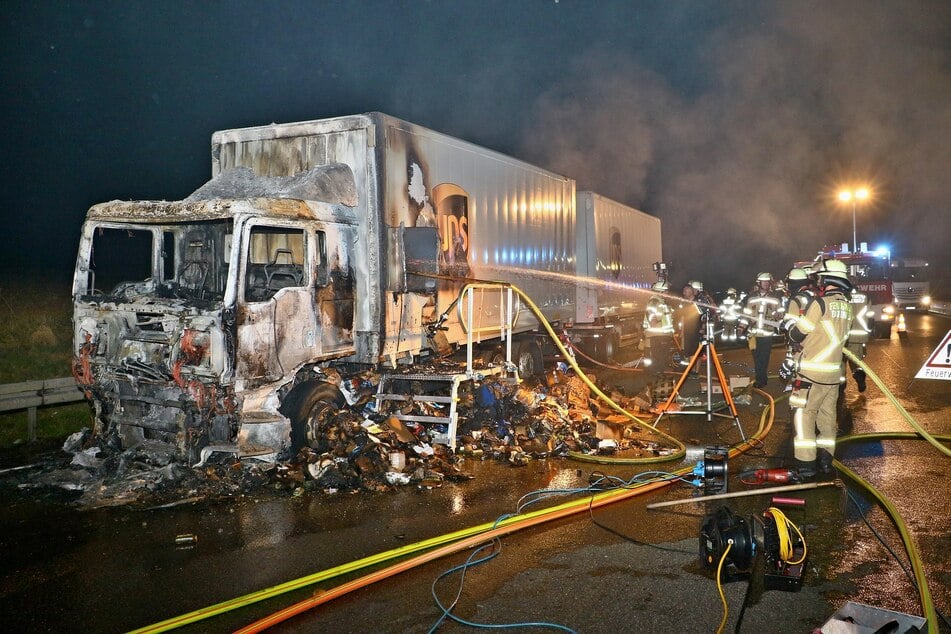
top-left (427, 329), bottom-right (452, 356)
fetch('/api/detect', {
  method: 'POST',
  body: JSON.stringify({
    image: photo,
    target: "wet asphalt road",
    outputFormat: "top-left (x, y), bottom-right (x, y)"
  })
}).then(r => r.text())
top-left (0, 313), bottom-right (948, 633)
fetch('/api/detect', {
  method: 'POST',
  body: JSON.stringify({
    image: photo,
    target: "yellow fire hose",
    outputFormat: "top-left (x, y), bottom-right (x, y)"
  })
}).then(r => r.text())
top-left (832, 432), bottom-right (951, 631)
top-left (228, 390), bottom-right (777, 634)
top-left (833, 345), bottom-right (951, 628)
top-left (843, 348), bottom-right (951, 458)
top-left (131, 381), bottom-right (774, 631)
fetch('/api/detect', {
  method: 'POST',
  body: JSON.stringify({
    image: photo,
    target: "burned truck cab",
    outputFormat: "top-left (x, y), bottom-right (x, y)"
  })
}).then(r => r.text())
top-left (72, 167), bottom-right (363, 464)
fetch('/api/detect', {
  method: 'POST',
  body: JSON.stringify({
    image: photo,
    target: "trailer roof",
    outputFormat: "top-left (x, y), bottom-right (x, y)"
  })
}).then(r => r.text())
top-left (211, 111), bottom-right (573, 184)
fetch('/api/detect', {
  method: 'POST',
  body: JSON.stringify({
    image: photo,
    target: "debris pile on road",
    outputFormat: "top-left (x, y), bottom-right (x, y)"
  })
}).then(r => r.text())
top-left (4, 366), bottom-right (688, 506)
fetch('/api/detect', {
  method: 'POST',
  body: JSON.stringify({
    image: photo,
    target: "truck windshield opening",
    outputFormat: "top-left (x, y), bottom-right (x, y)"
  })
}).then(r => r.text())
top-left (80, 220), bottom-right (233, 302)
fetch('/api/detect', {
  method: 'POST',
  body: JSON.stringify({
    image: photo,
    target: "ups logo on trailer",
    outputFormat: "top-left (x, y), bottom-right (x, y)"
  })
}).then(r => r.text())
top-left (609, 227), bottom-right (622, 280)
top-left (407, 164), bottom-right (470, 278)
top-left (433, 183), bottom-right (471, 278)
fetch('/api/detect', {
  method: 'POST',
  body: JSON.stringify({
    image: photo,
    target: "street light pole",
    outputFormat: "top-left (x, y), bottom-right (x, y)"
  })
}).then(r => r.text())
top-left (838, 186), bottom-right (870, 252)
top-left (852, 196), bottom-right (859, 253)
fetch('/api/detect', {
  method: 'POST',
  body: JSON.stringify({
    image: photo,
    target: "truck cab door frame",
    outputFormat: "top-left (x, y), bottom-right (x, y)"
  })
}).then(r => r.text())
top-left (235, 220), bottom-right (319, 385)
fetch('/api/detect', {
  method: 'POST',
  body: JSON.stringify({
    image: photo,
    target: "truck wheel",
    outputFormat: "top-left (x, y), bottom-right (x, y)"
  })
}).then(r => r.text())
top-left (280, 380), bottom-right (346, 451)
top-left (515, 340), bottom-right (544, 378)
top-left (596, 333), bottom-right (620, 363)
top-left (480, 345), bottom-right (507, 368)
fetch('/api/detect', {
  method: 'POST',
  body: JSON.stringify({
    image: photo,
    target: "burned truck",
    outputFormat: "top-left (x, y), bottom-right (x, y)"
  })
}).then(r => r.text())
top-left (71, 112), bottom-right (660, 463)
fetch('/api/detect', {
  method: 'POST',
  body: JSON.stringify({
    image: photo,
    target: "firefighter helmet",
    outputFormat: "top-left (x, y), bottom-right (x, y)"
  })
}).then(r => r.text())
top-left (756, 272), bottom-right (773, 282)
top-left (726, 287), bottom-right (737, 297)
top-left (689, 280), bottom-right (704, 291)
top-left (786, 267), bottom-right (809, 282)
top-left (651, 281), bottom-right (669, 292)
top-left (817, 259), bottom-right (852, 289)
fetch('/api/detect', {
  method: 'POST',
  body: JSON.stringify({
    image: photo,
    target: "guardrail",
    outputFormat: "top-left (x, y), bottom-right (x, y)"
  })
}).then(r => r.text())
top-left (0, 377), bottom-right (85, 441)
top-left (929, 300), bottom-right (951, 317)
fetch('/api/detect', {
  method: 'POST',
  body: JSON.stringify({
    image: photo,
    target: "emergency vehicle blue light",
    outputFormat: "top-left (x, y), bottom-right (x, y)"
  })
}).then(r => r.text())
top-left (874, 245), bottom-right (890, 257)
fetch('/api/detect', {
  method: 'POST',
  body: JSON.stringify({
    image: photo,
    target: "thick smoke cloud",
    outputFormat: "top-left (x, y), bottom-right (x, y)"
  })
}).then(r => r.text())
top-left (519, 1), bottom-right (951, 291)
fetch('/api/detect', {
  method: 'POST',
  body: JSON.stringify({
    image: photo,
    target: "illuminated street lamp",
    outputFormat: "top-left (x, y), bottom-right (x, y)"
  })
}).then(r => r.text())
top-left (838, 186), bottom-right (870, 252)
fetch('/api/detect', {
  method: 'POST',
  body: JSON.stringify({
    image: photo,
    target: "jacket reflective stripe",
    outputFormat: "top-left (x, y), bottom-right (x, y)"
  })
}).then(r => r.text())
top-left (794, 293), bottom-right (853, 382)
top-left (796, 316), bottom-right (816, 333)
top-left (644, 298), bottom-right (674, 334)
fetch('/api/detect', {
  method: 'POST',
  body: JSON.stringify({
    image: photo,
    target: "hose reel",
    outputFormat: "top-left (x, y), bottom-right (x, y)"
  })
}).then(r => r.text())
top-left (699, 504), bottom-right (806, 591)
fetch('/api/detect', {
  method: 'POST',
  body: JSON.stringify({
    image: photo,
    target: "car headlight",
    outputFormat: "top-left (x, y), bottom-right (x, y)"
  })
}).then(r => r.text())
top-left (921, 295), bottom-right (931, 306)
top-left (883, 305), bottom-right (896, 315)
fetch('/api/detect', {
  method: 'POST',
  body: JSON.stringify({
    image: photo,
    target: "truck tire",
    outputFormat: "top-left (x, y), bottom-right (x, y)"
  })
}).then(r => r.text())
top-left (280, 380), bottom-right (346, 451)
top-left (479, 345), bottom-right (507, 368)
top-left (515, 340), bottom-right (544, 378)
top-left (595, 332), bottom-right (620, 363)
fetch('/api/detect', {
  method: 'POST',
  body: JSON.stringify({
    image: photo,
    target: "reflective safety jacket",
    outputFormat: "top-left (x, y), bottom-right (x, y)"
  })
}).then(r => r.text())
top-left (719, 297), bottom-right (741, 323)
top-left (719, 296), bottom-right (741, 340)
top-left (644, 295), bottom-right (674, 336)
top-left (788, 290), bottom-right (853, 384)
top-left (848, 291), bottom-right (871, 346)
top-left (782, 290), bottom-right (814, 332)
top-left (741, 291), bottom-right (783, 336)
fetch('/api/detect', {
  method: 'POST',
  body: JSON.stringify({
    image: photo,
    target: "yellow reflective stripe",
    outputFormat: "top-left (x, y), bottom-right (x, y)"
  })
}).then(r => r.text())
top-left (816, 439), bottom-right (836, 448)
top-left (790, 394), bottom-right (808, 408)
top-left (799, 361), bottom-right (841, 372)
top-left (811, 320), bottom-right (842, 362)
top-left (855, 310), bottom-right (869, 331)
top-left (797, 316), bottom-right (816, 333)
top-left (804, 319), bottom-right (849, 369)
top-left (794, 440), bottom-right (817, 449)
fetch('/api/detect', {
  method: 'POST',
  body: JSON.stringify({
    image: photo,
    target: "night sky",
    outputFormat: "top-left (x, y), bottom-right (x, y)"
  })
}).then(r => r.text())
top-left (2, 1), bottom-right (949, 292)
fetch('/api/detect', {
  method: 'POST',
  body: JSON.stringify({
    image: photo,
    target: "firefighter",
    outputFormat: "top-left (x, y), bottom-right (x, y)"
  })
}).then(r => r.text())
top-left (675, 281), bottom-right (704, 364)
top-left (786, 259), bottom-right (854, 476)
top-left (845, 289), bottom-right (871, 392)
top-left (692, 279), bottom-right (716, 310)
top-left (643, 280), bottom-right (675, 371)
top-left (778, 268), bottom-right (816, 388)
top-left (741, 272), bottom-right (783, 387)
top-left (774, 280), bottom-right (789, 315)
top-left (718, 288), bottom-right (741, 342)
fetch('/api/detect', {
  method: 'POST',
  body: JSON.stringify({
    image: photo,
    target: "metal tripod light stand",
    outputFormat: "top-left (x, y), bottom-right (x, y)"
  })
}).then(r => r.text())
top-left (654, 312), bottom-right (746, 440)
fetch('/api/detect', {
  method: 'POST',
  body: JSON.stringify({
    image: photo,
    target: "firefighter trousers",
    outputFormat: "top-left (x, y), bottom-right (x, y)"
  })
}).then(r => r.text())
top-left (791, 381), bottom-right (839, 463)
top-left (750, 335), bottom-right (774, 386)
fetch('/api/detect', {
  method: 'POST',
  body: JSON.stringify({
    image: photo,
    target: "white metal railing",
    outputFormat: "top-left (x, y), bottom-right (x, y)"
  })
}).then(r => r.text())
top-left (458, 283), bottom-right (518, 376)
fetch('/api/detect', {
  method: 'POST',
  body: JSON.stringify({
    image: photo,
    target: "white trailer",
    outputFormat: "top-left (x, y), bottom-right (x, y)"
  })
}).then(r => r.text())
top-left (571, 191), bottom-right (663, 360)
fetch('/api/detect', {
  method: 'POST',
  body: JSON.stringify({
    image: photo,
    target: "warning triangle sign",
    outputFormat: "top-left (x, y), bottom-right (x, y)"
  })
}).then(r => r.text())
top-left (915, 329), bottom-right (951, 380)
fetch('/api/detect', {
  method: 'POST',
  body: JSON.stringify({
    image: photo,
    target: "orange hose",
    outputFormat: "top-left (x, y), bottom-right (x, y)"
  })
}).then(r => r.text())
top-left (235, 479), bottom-right (674, 634)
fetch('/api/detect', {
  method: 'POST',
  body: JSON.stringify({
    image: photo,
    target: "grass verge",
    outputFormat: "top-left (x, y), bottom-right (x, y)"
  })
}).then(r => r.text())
top-left (0, 278), bottom-right (87, 447)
